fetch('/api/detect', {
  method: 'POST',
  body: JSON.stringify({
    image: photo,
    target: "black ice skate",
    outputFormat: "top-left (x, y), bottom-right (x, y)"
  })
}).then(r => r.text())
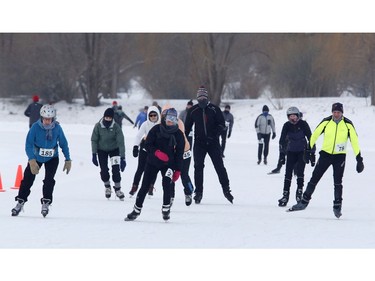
top-left (125, 205), bottom-right (141, 221)
top-left (268, 168), bottom-right (280, 175)
top-left (41, 198), bottom-right (51, 218)
top-left (278, 191), bottom-right (289, 207)
top-left (224, 190), bottom-right (234, 204)
top-left (185, 194), bottom-right (192, 206)
top-left (295, 188), bottom-right (303, 203)
top-left (105, 186), bottom-right (112, 199)
top-left (193, 192), bottom-right (202, 204)
top-left (162, 205), bottom-right (171, 221)
top-left (11, 199), bottom-right (25, 217)
top-left (114, 188), bottom-right (125, 201)
top-left (333, 200), bottom-right (342, 219)
top-left (287, 200), bottom-right (309, 212)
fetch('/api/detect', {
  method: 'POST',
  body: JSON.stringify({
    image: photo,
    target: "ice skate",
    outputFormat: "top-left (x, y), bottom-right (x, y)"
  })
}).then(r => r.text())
top-left (224, 190), bottom-right (234, 204)
top-left (129, 184), bottom-right (138, 197)
top-left (162, 205), bottom-right (170, 221)
top-left (278, 191), bottom-right (289, 207)
top-left (41, 198), bottom-right (51, 218)
top-left (115, 188), bottom-right (125, 201)
top-left (11, 199), bottom-right (25, 217)
top-left (125, 205), bottom-right (141, 221)
top-left (193, 192), bottom-right (202, 204)
top-left (105, 186), bottom-right (112, 199)
top-left (185, 194), bottom-right (192, 206)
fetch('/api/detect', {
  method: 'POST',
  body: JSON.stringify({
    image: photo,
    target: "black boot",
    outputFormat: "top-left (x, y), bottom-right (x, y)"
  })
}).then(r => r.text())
top-left (296, 187), bottom-right (303, 203)
top-left (333, 200), bottom-right (342, 218)
top-left (278, 191), bottom-right (289, 207)
top-left (290, 194), bottom-right (310, 211)
top-left (223, 190), bottom-right (234, 204)
top-left (162, 205), bottom-right (171, 221)
top-left (125, 205), bottom-right (141, 221)
top-left (41, 198), bottom-right (51, 218)
top-left (193, 192), bottom-right (203, 204)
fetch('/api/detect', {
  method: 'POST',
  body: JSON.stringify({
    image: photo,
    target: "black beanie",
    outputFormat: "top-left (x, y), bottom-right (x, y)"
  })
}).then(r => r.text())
top-left (104, 108), bottom-right (115, 118)
top-left (332, 102), bottom-right (343, 113)
top-left (262, 105), bottom-right (269, 112)
top-left (187, 99), bottom-right (193, 106)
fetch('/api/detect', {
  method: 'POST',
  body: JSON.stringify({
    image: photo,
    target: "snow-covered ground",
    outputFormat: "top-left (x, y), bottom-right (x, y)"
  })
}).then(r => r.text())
top-left (0, 94), bottom-right (373, 279)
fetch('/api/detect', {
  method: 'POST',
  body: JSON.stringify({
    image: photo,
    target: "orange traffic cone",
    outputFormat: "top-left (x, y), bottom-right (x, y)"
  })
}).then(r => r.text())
top-left (11, 165), bottom-right (23, 190)
top-left (0, 173), bottom-right (5, 192)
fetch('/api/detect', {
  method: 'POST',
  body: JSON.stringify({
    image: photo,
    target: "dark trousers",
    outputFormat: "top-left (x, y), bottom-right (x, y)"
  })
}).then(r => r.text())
top-left (193, 139), bottom-right (230, 194)
top-left (132, 148), bottom-right (148, 186)
top-left (304, 151), bottom-right (346, 202)
top-left (97, 148), bottom-right (121, 184)
top-left (258, 133), bottom-right (271, 160)
top-left (135, 164), bottom-right (172, 209)
top-left (258, 134), bottom-right (271, 160)
top-left (16, 157), bottom-right (59, 203)
top-left (220, 129), bottom-right (228, 155)
top-left (283, 151), bottom-right (305, 192)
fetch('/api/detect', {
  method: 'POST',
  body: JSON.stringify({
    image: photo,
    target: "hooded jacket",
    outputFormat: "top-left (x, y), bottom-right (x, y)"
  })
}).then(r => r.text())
top-left (133, 106), bottom-right (161, 146)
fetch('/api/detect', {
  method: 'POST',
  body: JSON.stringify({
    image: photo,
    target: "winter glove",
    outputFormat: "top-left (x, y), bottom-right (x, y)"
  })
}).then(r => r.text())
top-left (303, 149), bottom-right (311, 164)
top-left (92, 153), bottom-right (98, 166)
top-left (172, 170), bottom-right (181, 182)
top-left (120, 157), bottom-right (126, 172)
top-left (63, 160), bottom-right (72, 174)
top-left (356, 153), bottom-right (364, 173)
top-left (155, 150), bottom-right (169, 162)
top-left (279, 152), bottom-right (286, 165)
top-left (28, 159), bottom-right (40, 175)
top-left (310, 154), bottom-right (316, 167)
top-left (132, 145), bottom-right (139, 158)
top-left (227, 131), bottom-right (231, 139)
top-left (257, 133), bottom-right (262, 141)
top-left (272, 132), bottom-right (276, 140)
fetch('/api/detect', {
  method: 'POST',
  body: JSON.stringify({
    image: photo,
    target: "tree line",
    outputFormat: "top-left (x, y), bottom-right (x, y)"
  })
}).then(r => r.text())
top-left (0, 33), bottom-right (374, 106)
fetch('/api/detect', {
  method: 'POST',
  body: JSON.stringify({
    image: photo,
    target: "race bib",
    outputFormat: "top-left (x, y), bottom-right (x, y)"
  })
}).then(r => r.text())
top-left (110, 156), bottom-right (121, 166)
top-left (258, 139), bottom-right (264, 144)
top-left (165, 168), bottom-right (173, 179)
top-left (39, 148), bottom-right (55, 157)
top-left (183, 150), bottom-right (192, 159)
top-left (335, 142), bottom-right (347, 153)
top-left (225, 121), bottom-right (230, 127)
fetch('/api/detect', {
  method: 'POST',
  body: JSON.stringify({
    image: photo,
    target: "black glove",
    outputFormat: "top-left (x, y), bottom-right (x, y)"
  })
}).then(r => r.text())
top-left (303, 149), bottom-right (311, 164)
top-left (279, 152), bottom-right (286, 165)
top-left (227, 131), bottom-right (231, 139)
top-left (272, 132), bottom-right (276, 140)
top-left (120, 157), bottom-right (126, 172)
top-left (257, 133), bottom-right (262, 141)
top-left (92, 153), bottom-right (98, 166)
top-left (356, 153), bottom-right (364, 173)
top-left (132, 145), bottom-right (139, 158)
top-left (310, 154), bottom-right (316, 167)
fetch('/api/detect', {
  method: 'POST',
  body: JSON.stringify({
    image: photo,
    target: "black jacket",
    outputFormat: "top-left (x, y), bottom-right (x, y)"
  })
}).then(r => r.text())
top-left (145, 124), bottom-right (185, 171)
top-left (279, 119), bottom-right (313, 153)
top-left (184, 102), bottom-right (226, 144)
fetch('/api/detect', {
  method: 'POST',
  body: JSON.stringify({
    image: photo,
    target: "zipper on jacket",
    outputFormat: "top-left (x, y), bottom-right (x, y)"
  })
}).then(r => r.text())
top-left (331, 121), bottom-right (339, 154)
top-left (202, 108), bottom-right (207, 138)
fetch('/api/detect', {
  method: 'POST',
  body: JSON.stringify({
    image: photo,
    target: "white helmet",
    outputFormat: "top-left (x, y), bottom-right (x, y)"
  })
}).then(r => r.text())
top-left (40, 104), bottom-right (56, 118)
top-left (286, 106), bottom-right (300, 118)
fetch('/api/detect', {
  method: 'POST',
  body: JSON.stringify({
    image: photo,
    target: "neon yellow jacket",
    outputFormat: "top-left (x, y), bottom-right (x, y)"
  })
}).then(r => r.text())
top-left (309, 116), bottom-right (360, 156)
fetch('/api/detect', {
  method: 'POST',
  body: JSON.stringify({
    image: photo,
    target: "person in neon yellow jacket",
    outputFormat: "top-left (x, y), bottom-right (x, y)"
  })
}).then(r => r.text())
top-left (288, 102), bottom-right (364, 218)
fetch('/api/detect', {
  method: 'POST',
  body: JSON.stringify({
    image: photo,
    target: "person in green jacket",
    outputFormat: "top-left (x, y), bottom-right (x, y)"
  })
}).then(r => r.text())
top-left (91, 108), bottom-right (126, 200)
top-left (289, 102), bottom-right (364, 218)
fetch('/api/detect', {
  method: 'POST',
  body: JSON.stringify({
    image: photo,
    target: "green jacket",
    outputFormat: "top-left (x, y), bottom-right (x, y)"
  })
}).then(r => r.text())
top-left (91, 119), bottom-right (125, 158)
top-left (309, 115), bottom-right (360, 156)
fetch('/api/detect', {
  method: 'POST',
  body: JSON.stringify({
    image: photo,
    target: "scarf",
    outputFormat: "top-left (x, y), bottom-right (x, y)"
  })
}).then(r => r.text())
top-left (38, 119), bottom-right (56, 141)
top-left (159, 124), bottom-right (178, 147)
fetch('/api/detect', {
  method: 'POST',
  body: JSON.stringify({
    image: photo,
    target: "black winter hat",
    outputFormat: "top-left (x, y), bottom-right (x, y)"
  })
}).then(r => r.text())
top-left (104, 108), bottom-right (115, 118)
top-left (187, 99), bottom-right (194, 106)
top-left (262, 105), bottom-right (269, 112)
top-left (332, 102), bottom-right (343, 113)
top-left (196, 86), bottom-right (208, 99)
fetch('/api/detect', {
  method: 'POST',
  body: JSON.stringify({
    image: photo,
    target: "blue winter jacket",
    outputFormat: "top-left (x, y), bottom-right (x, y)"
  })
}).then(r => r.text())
top-left (26, 120), bottom-right (71, 163)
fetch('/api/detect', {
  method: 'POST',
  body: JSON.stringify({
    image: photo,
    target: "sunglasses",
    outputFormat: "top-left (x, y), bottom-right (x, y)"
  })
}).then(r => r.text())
top-left (149, 114), bottom-right (157, 117)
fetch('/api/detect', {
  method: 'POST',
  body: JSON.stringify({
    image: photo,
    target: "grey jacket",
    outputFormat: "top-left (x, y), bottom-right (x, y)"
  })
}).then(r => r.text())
top-left (255, 113), bottom-right (276, 135)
